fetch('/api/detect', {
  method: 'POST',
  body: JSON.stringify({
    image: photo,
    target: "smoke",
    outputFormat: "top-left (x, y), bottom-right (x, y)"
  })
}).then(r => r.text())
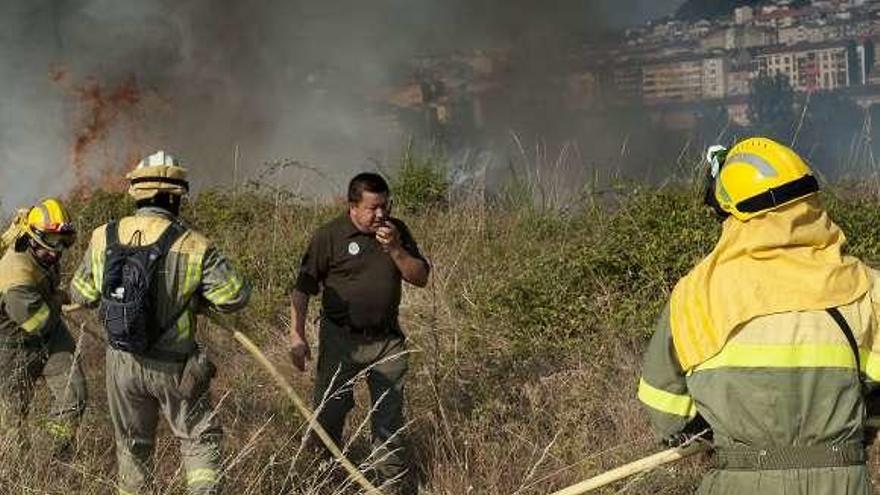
top-left (0, 0), bottom-right (682, 210)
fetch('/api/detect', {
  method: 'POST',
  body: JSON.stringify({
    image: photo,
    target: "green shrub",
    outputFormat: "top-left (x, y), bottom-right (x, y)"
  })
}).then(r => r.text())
top-left (391, 143), bottom-right (449, 213)
top-left (824, 192), bottom-right (880, 264)
top-left (466, 188), bottom-right (718, 363)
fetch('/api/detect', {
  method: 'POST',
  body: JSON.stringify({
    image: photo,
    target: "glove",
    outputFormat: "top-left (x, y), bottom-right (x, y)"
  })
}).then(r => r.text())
top-left (662, 414), bottom-right (713, 448)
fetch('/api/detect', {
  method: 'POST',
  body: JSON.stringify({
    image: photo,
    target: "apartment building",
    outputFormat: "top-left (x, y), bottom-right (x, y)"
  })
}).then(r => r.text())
top-left (701, 25), bottom-right (778, 51)
top-left (642, 56), bottom-right (727, 104)
top-left (642, 58), bottom-right (702, 104)
top-left (608, 64), bottom-right (643, 100)
top-left (778, 23), bottom-right (842, 45)
top-left (702, 57), bottom-right (728, 98)
top-left (756, 41), bottom-right (852, 91)
top-left (726, 56), bottom-right (756, 96)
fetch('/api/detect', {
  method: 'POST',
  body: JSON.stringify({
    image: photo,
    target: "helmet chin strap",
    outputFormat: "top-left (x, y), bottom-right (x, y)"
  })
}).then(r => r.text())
top-left (703, 171), bottom-right (731, 220)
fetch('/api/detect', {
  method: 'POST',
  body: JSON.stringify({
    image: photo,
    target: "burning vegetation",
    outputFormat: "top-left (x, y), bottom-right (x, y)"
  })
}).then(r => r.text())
top-left (51, 67), bottom-right (158, 197)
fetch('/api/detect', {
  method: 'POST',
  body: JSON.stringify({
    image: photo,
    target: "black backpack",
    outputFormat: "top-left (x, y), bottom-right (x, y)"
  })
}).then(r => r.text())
top-left (99, 220), bottom-right (186, 354)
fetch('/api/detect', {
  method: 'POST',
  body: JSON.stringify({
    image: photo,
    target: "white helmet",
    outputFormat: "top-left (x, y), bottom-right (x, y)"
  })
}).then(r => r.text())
top-left (126, 150), bottom-right (190, 201)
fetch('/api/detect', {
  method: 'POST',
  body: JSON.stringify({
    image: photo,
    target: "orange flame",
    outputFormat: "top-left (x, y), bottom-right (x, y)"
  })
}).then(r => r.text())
top-left (51, 66), bottom-right (152, 198)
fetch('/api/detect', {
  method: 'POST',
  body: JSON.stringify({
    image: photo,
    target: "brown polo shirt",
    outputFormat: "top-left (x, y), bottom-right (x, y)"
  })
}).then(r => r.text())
top-left (295, 214), bottom-right (427, 331)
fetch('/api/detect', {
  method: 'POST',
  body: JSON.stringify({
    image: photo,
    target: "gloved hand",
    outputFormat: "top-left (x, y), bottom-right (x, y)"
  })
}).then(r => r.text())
top-left (662, 414), bottom-right (713, 448)
top-left (50, 286), bottom-right (71, 312)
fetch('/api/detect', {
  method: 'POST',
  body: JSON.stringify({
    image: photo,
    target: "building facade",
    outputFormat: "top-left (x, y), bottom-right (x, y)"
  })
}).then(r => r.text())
top-left (755, 42), bottom-right (851, 91)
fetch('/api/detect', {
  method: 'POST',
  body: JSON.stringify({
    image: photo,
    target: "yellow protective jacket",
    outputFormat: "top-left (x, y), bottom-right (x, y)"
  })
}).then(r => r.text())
top-left (70, 207), bottom-right (250, 356)
top-left (0, 248), bottom-right (65, 344)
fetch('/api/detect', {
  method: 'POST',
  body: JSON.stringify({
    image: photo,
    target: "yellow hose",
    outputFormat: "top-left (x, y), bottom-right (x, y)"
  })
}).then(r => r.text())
top-left (550, 417), bottom-right (880, 495)
top-left (548, 441), bottom-right (709, 495)
top-left (223, 322), bottom-right (386, 495)
top-left (68, 301), bottom-right (880, 495)
top-left (63, 304), bottom-right (385, 495)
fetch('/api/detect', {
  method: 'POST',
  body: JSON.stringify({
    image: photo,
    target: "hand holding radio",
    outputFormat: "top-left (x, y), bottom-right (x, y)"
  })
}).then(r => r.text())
top-left (376, 220), bottom-right (401, 252)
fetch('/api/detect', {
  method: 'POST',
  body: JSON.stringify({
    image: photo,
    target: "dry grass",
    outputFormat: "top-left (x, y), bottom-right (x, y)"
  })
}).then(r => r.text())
top-left (4, 174), bottom-right (880, 494)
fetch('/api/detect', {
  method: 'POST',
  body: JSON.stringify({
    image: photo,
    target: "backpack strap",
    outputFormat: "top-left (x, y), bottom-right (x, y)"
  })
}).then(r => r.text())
top-left (827, 307), bottom-right (864, 388)
top-left (154, 220), bottom-right (195, 350)
top-left (151, 219), bottom-right (188, 328)
top-left (154, 219), bottom-right (187, 255)
top-left (105, 221), bottom-right (121, 249)
top-left (137, 220), bottom-right (191, 361)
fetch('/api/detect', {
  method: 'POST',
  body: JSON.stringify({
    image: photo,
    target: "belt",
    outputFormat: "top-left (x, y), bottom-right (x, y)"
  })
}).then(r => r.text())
top-left (715, 442), bottom-right (866, 470)
top-left (326, 316), bottom-right (396, 337)
top-left (129, 347), bottom-right (192, 364)
top-left (347, 325), bottom-right (391, 337)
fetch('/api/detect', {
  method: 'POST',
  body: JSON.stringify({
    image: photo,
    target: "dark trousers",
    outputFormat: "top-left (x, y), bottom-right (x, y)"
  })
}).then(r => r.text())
top-left (312, 317), bottom-right (412, 492)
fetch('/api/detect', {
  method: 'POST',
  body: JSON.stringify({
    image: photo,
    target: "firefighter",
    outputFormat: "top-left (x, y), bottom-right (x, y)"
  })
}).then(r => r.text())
top-left (638, 137), bottom-right (879, 494)
top-left (289, 172), bottom-right (429, 495)
top-left (0, 197), bottom-right (86, 459)
top-left (70, 151), bottom-right (250, 495)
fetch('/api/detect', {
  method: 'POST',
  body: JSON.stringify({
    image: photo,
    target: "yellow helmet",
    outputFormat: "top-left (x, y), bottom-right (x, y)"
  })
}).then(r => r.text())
top-left (127, 150), bottom-right (190, 201)
top-left (24, 198), bottom-right (76, 251)
top-left (709, 137), bottom-right (819, 221)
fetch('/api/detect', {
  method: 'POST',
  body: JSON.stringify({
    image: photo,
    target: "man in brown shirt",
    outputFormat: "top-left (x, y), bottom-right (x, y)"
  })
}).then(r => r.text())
top-left (290, 172), bottom-right (429, 495)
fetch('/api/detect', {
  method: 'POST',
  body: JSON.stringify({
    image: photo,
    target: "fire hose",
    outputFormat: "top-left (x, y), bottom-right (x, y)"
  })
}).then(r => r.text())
top-left (62, 304), bottom-right (386, 495)
top-left (64, 302), bottom-right (880, 495)
top-left (549, 417), bottom-right (880, 495)
top-left (547, 439), bottom-right (710, 495)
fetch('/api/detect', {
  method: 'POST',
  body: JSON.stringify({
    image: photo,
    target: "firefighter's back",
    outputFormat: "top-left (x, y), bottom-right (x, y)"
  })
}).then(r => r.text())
top-left (687, 296), bottom-right (874, 494)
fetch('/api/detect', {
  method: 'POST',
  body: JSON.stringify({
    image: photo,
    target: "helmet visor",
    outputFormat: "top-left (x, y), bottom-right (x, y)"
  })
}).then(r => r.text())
top-left (32, 228), bottom-right (76, 251)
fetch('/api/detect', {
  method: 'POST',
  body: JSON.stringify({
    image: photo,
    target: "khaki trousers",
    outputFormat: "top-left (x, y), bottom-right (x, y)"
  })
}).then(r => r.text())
top-left (0, 327), bottom-right (87, 450)
top-left (106, 348), bottom-right (221, 495)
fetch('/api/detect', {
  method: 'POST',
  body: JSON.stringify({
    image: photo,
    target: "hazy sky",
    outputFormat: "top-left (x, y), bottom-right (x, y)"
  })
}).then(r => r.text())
top-left (0, 0), bottom-right (684, 210)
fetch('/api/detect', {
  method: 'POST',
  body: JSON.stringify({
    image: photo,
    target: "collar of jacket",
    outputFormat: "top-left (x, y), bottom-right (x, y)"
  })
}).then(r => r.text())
top-left (25, 246), bottom-right (61, 278)
top-left (340, 213), bottom-right (365, 239)
top-left (24, 247), bottom-right (57, 282)
top-left (136, 206), bottom-right (178, 221)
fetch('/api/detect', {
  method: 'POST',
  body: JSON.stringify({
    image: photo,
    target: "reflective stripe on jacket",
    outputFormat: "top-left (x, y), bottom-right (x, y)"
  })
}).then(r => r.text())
top-left (638, 276), bottom-right (880, 493)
